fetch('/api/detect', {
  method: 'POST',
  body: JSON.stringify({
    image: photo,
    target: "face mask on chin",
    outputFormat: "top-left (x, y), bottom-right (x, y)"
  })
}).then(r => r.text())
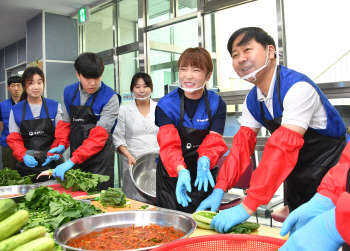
top-left (239, 46), bottom-right (271, 82)
top-left (134, 94), bottom-right (151, 101)
top-left (176, 74), bottom-right (211, 93)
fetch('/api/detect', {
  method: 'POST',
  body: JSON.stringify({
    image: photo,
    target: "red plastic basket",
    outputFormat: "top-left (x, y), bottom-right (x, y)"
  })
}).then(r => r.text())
top-left (152, 234), bottom-right (285, 251)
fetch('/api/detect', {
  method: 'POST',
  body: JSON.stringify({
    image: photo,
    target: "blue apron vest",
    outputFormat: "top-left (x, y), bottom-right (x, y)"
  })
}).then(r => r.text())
top-left (0, 98), bottom-right (15, 147)
top-left (247, 65), bottom-right (346, 211)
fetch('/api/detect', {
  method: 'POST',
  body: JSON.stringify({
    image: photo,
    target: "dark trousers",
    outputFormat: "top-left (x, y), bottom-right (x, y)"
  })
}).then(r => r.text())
top-left (2, 146), bottom-right (17, 170)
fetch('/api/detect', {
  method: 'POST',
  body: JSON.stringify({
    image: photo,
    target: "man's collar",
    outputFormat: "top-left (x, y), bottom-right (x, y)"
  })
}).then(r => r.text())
top-left (10, 97), bottom-right (16, 105)
top-left (79, 81), bottom-right (102, 94)
top-left (257, 65), bottom-right (278, 102)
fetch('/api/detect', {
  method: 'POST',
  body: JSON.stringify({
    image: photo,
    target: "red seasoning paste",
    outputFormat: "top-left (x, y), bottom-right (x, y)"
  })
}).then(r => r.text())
top-left (68, 224), bottom-right (185, 250)
top-left (0, 193), bottom-right (21, 198)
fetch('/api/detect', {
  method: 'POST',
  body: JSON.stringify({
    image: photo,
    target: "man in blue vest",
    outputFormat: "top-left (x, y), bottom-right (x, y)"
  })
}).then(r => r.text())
top-left (197, 27), bottom-right (347, 233)
top-left (0, 76), bottom-right (22, 169)
top-left (44, 53), bottom-right (120, 189)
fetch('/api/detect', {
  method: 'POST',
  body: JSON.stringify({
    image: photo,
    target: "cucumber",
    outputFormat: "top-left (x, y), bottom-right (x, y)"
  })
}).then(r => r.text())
top-left (0, 226), bottom-right (46, 251)
top-left (0, 199), bottom-right (16, 221)
top-left (192, 211), bottom-right (217, 224)
top-left (12, 237), bottom-right (54, 251)
top-left (196, 221), bottom-right (212, 229)
top-left (0, 210), bottom-right (29, 242)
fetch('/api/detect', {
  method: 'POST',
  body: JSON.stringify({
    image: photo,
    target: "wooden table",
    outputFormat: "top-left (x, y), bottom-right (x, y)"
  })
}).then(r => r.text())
top-left (76, 195), bottom-right (288, 240)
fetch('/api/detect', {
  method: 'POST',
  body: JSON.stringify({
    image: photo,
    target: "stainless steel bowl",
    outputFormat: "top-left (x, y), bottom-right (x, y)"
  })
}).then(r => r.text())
top-left (0, 184), bottom-right (41, 201)
top-left (130, 152), bottom-right (158, 203)
top-left (54, 210), bottom-right (196, 251)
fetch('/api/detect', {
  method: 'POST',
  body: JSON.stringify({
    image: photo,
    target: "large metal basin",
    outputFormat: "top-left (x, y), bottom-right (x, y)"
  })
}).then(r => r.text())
top-left (130, 152), bottom-right (158, 203)
top-left (0, 184), bottom-right (41, 201)
top-left (54, 210), bottom-right (196, 251)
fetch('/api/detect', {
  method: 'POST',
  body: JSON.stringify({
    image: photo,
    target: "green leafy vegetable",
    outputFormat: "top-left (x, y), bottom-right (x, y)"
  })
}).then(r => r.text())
top-left (227, 222), bottom-right (260, 234)
top-left (98, 187), bottom-right (126, 208)
top-left (16, 186), bottom-right (103, 233)
top-left (138, 205), bottom-right (149, 209)
top-left (48, 169), bottom-right (110, 192)
top-left (0, 167), bottom-right (35, 186)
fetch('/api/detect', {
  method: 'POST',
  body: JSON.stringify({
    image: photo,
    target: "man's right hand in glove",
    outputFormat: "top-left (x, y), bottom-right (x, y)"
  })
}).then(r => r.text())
top-left (196, 188), bottom-right (225, 212)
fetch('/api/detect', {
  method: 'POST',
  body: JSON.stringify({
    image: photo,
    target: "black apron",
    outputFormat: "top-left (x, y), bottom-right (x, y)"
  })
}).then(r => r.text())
top-left (261, 65), bottom-right (346, 212)
top-left (156, 89), bottom-right (218, 213)
top-left (69, 87), bottom-right (114, 190)
top-left (17, 98), bottom-right (60, 183)
top-left (343, 169), bottom-right (350, 250)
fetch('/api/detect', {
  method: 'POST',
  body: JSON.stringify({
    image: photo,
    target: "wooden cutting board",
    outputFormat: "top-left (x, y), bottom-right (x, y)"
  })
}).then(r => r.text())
top-left (75, 194), bottom-right (149, 212)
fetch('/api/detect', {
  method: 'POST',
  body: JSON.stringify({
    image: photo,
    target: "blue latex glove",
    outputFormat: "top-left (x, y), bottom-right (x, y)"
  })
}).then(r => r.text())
top-left (211, 203), bottom-right (250, 233)
top-left (49, 145), bottom-right (66, 155)
top-left (42, 145), bottom-right (65, 166)
top-left (279, 208), bottom-right (344, 251)
top-left (196, 188), bottom-right (224, 212)
top-left (23, 154), bottom-right (38, 168)
top-left (175, 169), bottom-right (192, 207)
top-left (194, 156), bottom-right (215, 192)
top-left (280, 193), bottom-right (335, 237)
top-left (52, 160), bottom-right (75, 181)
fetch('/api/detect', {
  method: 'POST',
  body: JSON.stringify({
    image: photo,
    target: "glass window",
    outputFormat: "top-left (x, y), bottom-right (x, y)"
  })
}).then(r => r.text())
top-left (178, 0), bottom-right (197, 16)
top-left (82, 5), bottom-right (114, 53)
top-left (117, 0), bottom-right (139, 46)
top-left (284, 0), bottom-right (350, 83)
top-left (149, 18), bottom-right (198, 98)
top-left (204, 0), bottom-right (278, 94)
top-left (119, 51), bottom-right (140, 106)
top-left (148, 0), bottom-right (171, 26)
top-left (101, 62), bottom-right (115, 90)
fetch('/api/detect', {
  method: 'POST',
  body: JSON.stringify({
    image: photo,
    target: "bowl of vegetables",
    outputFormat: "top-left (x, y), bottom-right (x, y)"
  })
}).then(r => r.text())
top-left (53, 210), bottom-right (196, 251)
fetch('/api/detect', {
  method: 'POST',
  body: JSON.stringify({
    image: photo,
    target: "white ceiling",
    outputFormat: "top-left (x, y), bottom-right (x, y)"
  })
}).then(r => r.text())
top-left (0, 0), bottom-right (107, 49)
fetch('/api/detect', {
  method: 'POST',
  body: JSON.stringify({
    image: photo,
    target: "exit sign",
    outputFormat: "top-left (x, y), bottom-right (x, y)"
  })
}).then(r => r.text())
top-left (78, 6), bottom-right (90, 25)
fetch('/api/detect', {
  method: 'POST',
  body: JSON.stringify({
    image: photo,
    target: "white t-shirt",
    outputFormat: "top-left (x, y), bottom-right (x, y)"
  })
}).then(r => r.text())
top-left (241, 65), bottom-right (327, 130)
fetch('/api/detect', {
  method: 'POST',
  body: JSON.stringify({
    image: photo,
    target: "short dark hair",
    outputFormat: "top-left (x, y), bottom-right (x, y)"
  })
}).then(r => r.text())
top-left (7, 76), bottom-right (21, 86)
top-left (130, 72), bottom-right (153, 92)
top-left (20, 67), bottom-right (45, 101)
top-left (227, 27), bottom-right (277, 58)
top-left (74, 52), bottom-right (104, 79)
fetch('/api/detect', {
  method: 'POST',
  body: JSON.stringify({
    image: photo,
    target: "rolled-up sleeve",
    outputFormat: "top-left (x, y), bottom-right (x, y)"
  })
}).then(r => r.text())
top-left (97, 94), bottom-right (120, 133)
top-left (8, 110), bottom-right (20, 133)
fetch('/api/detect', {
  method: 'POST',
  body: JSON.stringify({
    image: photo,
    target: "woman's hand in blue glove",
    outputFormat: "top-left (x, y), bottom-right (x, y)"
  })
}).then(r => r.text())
top-left (49, 145), bottom-right (66, 155)
top-left (279, 208), bottom-right (344, 251)
top-left (196, 188), bottom-right (224, 212)
top-left (195, 156), bottom-right (215, 192)
top-left (23, 154), bottom-right (38, 168)
top-left (52, 159), bottom-right (75, 181)
top-left (42, 145), bottom-right (65, 166)
top-left (175, 169), bottom-right (192, 207)
top-left (280, 193), bottom-right (335, 237)
top-left (210, 203), bottom-right (250, 233)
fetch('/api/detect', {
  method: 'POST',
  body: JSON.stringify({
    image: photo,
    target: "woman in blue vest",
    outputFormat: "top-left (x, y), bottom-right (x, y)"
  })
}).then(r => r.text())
top-left (155, 47), bottom-right (228, 213)
top-left (198, 27), bottom-right (347, 233)
top-left (7, 67), bottom-right (63, 182)
top-left (43, 53), bottom-right (121, 190)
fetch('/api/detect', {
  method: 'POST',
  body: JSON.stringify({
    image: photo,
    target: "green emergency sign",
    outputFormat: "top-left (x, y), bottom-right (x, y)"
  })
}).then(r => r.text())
top-left (78, 6), bottom-right (89, 24)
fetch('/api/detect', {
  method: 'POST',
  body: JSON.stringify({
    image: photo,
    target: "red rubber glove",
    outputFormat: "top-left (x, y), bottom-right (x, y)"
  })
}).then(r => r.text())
top-left (50, 120), bottom-right (71, 150)
top-left (215, 126), bottom-right (257, 191)
top-left (70, 126), bottom-right (109, 164)
top-left (157, 124), bottom-right (186, 177)
top-left (243, 126), bottom-right (304, 211)
top-left (6, 132), bottom-right (27, 162)
top-left (197, 133), bottom-right (228, 169)
top-left (317, 142), bottom-right (350, 204)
